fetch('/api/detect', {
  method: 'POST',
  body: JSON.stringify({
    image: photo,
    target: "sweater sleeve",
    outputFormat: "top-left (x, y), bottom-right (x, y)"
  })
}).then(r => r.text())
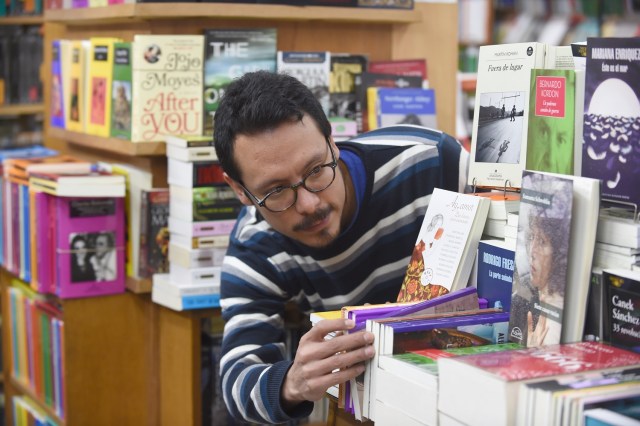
top-left (219, 237), bottom-right (314, 424)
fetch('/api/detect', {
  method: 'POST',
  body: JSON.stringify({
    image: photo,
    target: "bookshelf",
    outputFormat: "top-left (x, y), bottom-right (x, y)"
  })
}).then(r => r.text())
top-left (0, 104), bottom-right (44, 116)
top-left (0, 2), bottom-right (460, 424)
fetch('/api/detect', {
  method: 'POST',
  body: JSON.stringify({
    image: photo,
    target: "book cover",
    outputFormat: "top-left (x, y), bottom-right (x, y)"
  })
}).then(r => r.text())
top-left (165, 144), bottom-right (217, 163)
top-left (164, 134), bottom-right (213, 148)
top-left (396, 188), bottom-right (490, 303)
top-left (277, 51), bottom-right (331, 115)
top-left (368, 58), bottom-right (427, 79)
top-left (55, 197), bottom-right (125, 299)
top-left (65, 40), bottom-right (88, 133)
top-left (328, 53), bottom-right (368, 120)
top-left (151, 273), bottom-right (220, 311)
top-left (602, 268), bottom-right (640, 353)
top-left (167, 158), bottom-right (225, 188)
top-left (110, 42), bottom-right (133, 140)
top-left (597, 208), bottom-right (640, 249)
top-left (468, 42), bottom-right (546, 189)
top-left (203, 28), bottom-right (277, 136)
top-left (354, 71), bottom-right (422, 133)
top-left (582, 37), bottom-right (640, 208)
top-left (50, 40), bottom-right (65, 129)
top-left (169, 185), bottom-right (241, 222)
top-left (509, 171), bottom-right (574, 347)
top-left (29, 170), bottom-right (126, 198)
top-left (33, 191), bottom-right (55, 294)
top-left (473, 190), bottom-right (521, 220)
top-left (132, 35), bottom-right (204, 142)
top-left (138, 188), bottom-right (170, 279)
top-left (368, 87), bottom-right (437, 130)
top-left (475, 239), bottom-right (515, 311)
top-left (86, 37), bottom-right (122, 137)
top-left (438, 341), bottom-right (640, 426)
top-left (168, 241), bottom-right (226, 269)
top-left (526, 68), bottom-right (583, 175)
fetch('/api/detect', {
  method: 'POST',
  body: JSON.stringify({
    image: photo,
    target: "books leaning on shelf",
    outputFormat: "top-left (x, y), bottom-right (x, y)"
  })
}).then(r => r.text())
top-left (437, 342), bottom-right (640, 426)
top-left (396, 188), bottom-right (490, 303)
top-left (151, 273), bottom-right (220, 311)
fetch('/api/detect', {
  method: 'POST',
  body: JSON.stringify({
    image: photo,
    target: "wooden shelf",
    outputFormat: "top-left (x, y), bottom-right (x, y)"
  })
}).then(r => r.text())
top-left (44, 3), bottom-right (420, 25)
top-left (0, 103), bottom-right (44, 116)
top-left (47, 127), bottom-right (166, 157)
top-left (126, 276), bottom-right (152, 294)
top-left (0, 15), bottom-right (43, 25)
top-left (10, 376), bottom-right (65, 425)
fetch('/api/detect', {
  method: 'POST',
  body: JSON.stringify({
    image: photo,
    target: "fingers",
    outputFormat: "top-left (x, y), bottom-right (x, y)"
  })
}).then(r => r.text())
top-left (298, 328), bottom-right (375, 367)
top-left (307, 318), bottom-right (355, 341)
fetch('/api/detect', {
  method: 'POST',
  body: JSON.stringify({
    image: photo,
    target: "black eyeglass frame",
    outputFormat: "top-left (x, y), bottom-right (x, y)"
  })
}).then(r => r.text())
top-left (238, 138), bottom-right (338, 213)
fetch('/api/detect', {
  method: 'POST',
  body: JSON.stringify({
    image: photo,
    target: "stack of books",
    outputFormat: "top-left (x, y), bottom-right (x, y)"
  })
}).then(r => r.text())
top-left (152, 134), bottom-right (239, 311)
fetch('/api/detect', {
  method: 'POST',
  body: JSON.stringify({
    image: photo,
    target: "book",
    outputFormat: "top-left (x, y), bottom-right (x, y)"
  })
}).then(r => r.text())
top-left (602, 268), bottom-right (640, 353)
top-left (169, 232), bottom-right (229, 250)
top-left (367, 87), bottom-right (437, 131)
top-left (169, 263), bottom-right (221, 286)
top-left (168, 241), bottom-right (226, 269)
top-left (151, 273), bottom-right (220, 311)
top-left (368, 58), bottom-right (427, 80)
top-left (166, 144), bottom-right (217, 163)
top-left (472, 190), bottom-right (520, 220)
top-left (164, 134), bottom-right (213, 148)
top-left (526, 68), bottom-right (585, 176)
top-left (168, 216), bottom-right (236, 239)
top-left (169, 185), bottom-right (241, 222)
top-left (138, 188), bottom-right (170, 279)
top-left (582, 37), bottom-right (640, 209)
top-left (110, 41), bottom-right (133, 140)
top-left (354, 71), bottom-right (423, 133)
top-left (86, 37), bottom-right (122, 137)
top-left (596, 208), bottom-right (640, 249)
top-left (50, 40), bottom-right (66, 128)
top-left (584, 407), bottom-right (640, 426)
top-left (468, 42), bottom-right (547, 189)
top-left (328, 52), bottom-right (368, 120)
top-left (203, 28), bottom-right (277, 136)
top-left (65, 40), bottom-right (89, 133)
top-left (277, 51), bottom-right (331, 115)
top-left (437, 342), bottom-right (640, 426)
top-left (508, 171), bottom-right (574, 347)
top-left (396, 188), bottom-right (490, 303)
top-left (474, 239), bottom-right (515, 311)
top-left (28, 170), bottom-right (126, 198)
top-left (167, 158), bottom-right (225, 188)
top-left (55, 197), bottom-right (126, 298)
top-left (132, 35), bottom-right (204, 142)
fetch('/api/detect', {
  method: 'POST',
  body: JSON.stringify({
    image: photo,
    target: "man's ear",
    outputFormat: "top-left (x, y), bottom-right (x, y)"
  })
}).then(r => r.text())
top-left (224, 173), bottom-right (254, 207)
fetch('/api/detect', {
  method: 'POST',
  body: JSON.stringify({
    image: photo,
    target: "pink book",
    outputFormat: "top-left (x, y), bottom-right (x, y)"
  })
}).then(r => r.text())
top-left (34, 192), bottom-right (55, 294)
top-left (368, 59), bottom-right (428, 80)
top-left (193, 219), bottom-right (236, 237)
top-left (55, 197), bottom-right (126, 299)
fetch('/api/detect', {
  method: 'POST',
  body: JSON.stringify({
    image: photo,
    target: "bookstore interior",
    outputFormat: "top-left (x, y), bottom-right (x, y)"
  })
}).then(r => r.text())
top-left (1, 0), bottom-right (640, 425)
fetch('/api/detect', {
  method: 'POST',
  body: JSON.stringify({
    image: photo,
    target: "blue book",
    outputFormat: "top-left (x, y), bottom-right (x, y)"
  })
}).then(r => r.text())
top-left (373, 87), bottom-right (437, 130)
top-left (475, 239), bottom-right (515, 311)
top-left (51, 40), bottom-right (66, 128)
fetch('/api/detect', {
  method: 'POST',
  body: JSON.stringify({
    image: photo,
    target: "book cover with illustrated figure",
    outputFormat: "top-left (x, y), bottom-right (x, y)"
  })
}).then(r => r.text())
top-left (51, 40), bottom-right (65, 128)
top-left (396, 188), bottom-right (490, 303)
top-left (86, 37), bottom-right (122, 137)
top-left (328, 53), bottom-right (368, 120)
top-left (367, 87), bottom-right (437, 131)
top-left (55, 197), bottom-right (125, 299)
top-left (583, 37), bottom-right (640, 208)
top-left (203, 28), bottom-right (277, 136)
top-left (66, 40), bottom-right (89, 133)
top-left (132, 35), bottom-right (204, 142)
top-left (438, 341), bottom-right (640, 426)
top-left (602, 268), bottom-right (640, 353)
top-left (110, 42), bottom-right (133, 140)
top-left (508, 170), bottom-right (573, 348)
top-left (138, 189), bottom-right (170, 279)
top-left (526, 68), bottom-right (584, 176)
top-left (468, 42), bottom-right (546, 189)
top-left (277, 51), bottom-right (331, 115)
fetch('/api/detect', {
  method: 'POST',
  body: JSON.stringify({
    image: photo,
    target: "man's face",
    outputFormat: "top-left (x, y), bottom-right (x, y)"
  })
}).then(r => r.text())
top-left (225, 116), bottom-right (346, 248)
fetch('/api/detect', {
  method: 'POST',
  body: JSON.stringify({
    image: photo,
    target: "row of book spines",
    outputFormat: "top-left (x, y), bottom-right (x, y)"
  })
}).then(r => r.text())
top-left (13, 395), bottom-right (60, 426)
top-left (8, 283), bottom-right (66, 421)
top-left (44, 0), bottom-right (413, 10)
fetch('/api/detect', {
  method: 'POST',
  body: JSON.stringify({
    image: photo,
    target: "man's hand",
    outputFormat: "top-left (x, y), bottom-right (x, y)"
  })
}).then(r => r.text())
top-left (281, 318), bottom-right (375, 409)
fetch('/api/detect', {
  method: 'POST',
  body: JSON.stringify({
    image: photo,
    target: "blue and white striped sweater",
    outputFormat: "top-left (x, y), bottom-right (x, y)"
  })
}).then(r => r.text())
top-left (220, 125), bottom-right (467, 423)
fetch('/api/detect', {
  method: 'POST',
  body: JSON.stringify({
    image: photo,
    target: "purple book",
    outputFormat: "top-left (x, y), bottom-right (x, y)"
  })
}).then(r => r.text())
top-left (50, 40), bottom-right (65, 129)
top-left (55, 197), bottom-right (125, 299)
top-left (71, 0), bottom-right (87, 7)
top-left (34, 192), bottom-right (55, 294)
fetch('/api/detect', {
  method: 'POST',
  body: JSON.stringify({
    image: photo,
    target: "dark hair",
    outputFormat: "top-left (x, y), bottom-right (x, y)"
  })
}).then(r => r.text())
top-left (213, 71), bottom-right (332, 182)
top-left (528, 214), bottom-right (569, 297)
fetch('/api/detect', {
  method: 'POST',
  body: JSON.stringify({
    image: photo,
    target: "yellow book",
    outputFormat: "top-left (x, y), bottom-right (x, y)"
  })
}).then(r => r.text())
top-left (86, 37), bottom-right (122, 137)
top-left (366, 86), bottom-right (379, 131)
top-left (66, 40), bottom-right (90, 133)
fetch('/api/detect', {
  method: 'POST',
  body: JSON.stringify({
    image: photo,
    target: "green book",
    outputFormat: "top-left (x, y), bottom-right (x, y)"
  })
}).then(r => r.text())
top-left (41, 312), bottom-right (53, 407)
top-left (110, 42), bottom-right (133, 140)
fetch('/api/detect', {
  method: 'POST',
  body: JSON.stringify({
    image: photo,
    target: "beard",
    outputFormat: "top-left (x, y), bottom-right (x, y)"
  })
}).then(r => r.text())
top-left (293, 206), bottom-right (337, 248)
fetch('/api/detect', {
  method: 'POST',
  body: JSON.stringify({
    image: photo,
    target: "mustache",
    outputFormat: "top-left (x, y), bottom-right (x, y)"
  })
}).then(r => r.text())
top-left (293, 207), bottom-right (331, 232)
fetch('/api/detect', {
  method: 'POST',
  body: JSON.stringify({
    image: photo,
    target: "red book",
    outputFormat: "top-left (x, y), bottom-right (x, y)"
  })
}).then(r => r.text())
top-left (368, 58), bottom-right (427, 80)
top-left (438, 342), bottom-right (640, 426)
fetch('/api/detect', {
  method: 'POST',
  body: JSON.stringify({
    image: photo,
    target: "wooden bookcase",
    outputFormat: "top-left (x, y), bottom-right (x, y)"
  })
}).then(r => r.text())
top-left (0, 3), bottom-right (459, 424)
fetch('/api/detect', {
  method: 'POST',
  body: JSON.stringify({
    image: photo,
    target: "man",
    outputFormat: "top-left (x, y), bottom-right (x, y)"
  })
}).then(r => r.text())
top-left (214, 71), bottom-right (467, 424)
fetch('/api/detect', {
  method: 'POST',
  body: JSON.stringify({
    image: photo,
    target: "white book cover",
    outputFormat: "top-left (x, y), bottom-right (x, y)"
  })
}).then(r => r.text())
top-left (169, 263), bottom-right (221, 285)
top-left (168, 241), bottom-right (226, 269)
top-left (396, 188), bottom-right (490, 303)
top-left (468, 42), bottom-right (547, 189)
top-left (277, 51), bottom-right (331, 115)
top-left (166, 144), bottom-right (217, 162)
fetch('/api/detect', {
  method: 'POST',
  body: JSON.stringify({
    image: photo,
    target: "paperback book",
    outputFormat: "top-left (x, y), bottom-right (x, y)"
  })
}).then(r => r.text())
top-left (468, 42), bottom-right (546, 189)
top-left (138, 188), bottom-right (170, 279)
top-left (582, 37), bottom-right (640, 208)
top-left (602, 268), bottom-right (640, 353)
top-left (396, 188), bottom-right (490, 303)
top-left (86, 37), bottom-right (122, 137)
top-left (367, 87), bottom-right (437, 131)
top-left (328, 53), bottom-right (368, 120)
top-left (277, 51), bottom-right (331, 115)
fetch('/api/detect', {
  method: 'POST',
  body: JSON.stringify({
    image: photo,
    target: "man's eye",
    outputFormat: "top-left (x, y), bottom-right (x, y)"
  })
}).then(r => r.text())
top-left (307, 166), bottom-right (322, 177)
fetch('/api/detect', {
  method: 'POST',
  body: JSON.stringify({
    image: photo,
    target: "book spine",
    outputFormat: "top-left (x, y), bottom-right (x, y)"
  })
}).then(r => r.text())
top-left (110, 42), bottom-right (133, 140)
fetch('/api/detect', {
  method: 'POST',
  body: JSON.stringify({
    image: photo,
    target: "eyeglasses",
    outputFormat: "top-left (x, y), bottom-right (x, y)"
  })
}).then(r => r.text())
top-left (239, 138), bottom-right (337, 213)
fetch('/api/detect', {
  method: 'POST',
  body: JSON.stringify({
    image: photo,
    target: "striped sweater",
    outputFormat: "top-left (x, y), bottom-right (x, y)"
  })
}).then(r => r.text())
top-left (220, 125), bottom-right (468, 423)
